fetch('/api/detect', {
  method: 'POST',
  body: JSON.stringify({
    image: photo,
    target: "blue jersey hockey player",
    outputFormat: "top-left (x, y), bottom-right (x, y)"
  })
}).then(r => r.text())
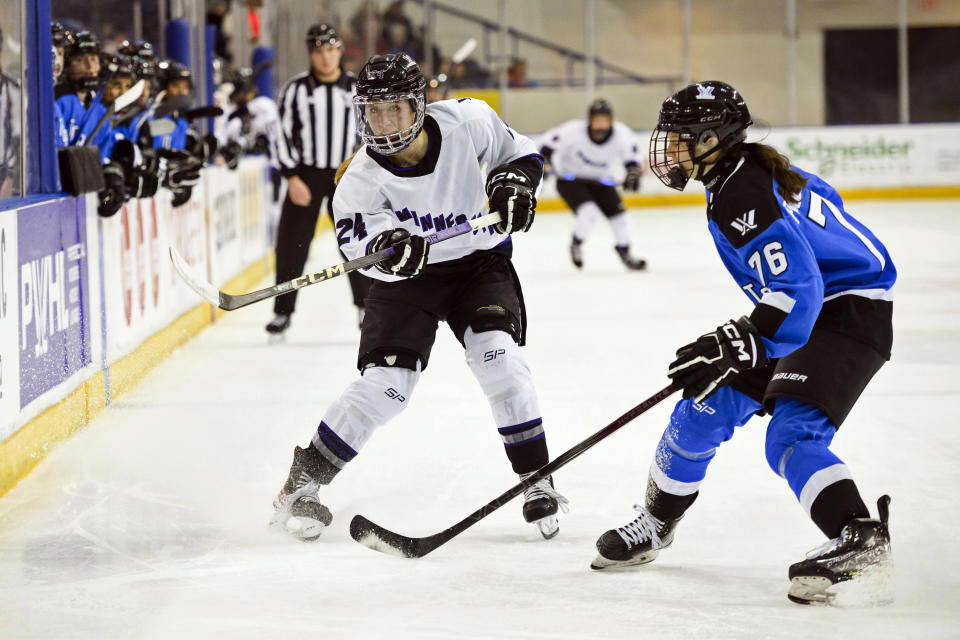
top-left (591, 81), bottom-right (895, 606)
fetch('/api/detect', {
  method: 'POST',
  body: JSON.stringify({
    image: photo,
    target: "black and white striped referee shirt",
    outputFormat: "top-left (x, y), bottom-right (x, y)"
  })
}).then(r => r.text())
top-left (276, 69), bottom-right (357, 176)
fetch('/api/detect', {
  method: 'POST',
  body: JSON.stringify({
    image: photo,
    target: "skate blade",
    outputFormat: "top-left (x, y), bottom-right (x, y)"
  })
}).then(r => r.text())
top-left (267, 332), bottom-right (287, 345)
top-left (787, 576), bottom-right (835, 605)
top-left (534, 516), bottom-right (559, 540)
top-left (590, 549), bottom-right (660, 571)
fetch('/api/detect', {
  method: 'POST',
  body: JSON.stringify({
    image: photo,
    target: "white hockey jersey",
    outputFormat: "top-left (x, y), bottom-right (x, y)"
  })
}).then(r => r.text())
top-left (332, 98), bottom-right (540, 282)
top-left (540, 119), bottom-right (641, 183)
top-left (214, 96), bottom-right (280, 165)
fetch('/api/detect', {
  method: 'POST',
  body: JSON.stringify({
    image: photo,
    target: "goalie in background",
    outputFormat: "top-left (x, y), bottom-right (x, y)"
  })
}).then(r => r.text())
top-left (270, 53), bottom-right (567, 544)
top-left (592, 81), bottom-right (896, 607)
top-left (540, 98), bottom-right (646, 271)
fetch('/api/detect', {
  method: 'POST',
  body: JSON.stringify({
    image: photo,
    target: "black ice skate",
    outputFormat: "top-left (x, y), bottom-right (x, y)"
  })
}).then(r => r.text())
top-left (570, 240), bottom-right (584, 269)
top-left (265, 313), bottom-right (291, 343)
top-left (270, 445), bottom-right (335, 541)
top-left (591, 505), bottom-right (683, 570)
top-left (787, 495), bottom-right (892, 605)
top-left (520, 473), bottom-right (568, 540)
top-left (615, 246), bottom-right (647, 271)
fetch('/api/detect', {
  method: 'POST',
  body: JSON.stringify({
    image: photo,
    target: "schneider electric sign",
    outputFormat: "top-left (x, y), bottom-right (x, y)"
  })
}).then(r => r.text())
top-left (764, 124), bottom-right (960, 187)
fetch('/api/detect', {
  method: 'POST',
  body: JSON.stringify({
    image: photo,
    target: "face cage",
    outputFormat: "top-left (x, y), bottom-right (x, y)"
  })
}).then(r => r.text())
top-left (649, 125), bottom-right (741, 191)
top-left (355, 92), bottom-right (426, 156)
top-left (649, 127), bottom-right (697, 191)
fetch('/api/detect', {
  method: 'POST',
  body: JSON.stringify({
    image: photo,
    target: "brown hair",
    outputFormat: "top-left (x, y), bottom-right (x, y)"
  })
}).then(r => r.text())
top-left (742, 142), bottom-right (807, 202)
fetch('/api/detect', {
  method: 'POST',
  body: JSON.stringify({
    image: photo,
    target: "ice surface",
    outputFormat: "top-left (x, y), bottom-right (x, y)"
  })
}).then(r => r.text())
top-left (2, 202), bottom-right (958, 639)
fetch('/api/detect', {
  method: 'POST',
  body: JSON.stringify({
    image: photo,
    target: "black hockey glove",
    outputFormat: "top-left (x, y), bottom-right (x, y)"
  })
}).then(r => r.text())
top-left (485, 163), bottom-right (536, 234)
top-left (367, 228), bottom-right (429, 278)
top-left (252, 134), bottom-right (271, 157)
top-left (165, 158), bottom-right (202, 191)
top-left (112, 140), bottom-right (159, 199)
top-left (667, 316), bottom-right (766, 403)
top-left (221, 140), bottom-right (243, 170)
top-left (97, 163), bottom-right (127, 217)
top-left (170, 186), bottom-right (193, 208)
top-left (623, 164), bottom-right (642, 192)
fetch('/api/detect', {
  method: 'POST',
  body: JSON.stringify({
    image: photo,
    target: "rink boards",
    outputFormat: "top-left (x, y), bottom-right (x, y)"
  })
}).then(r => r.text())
top-left (0, 158), bottom-right (273, 496)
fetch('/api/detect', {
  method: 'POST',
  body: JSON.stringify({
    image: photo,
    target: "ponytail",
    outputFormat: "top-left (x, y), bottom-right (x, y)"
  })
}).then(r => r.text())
top-left (742, 143), bottom-right (807, 202)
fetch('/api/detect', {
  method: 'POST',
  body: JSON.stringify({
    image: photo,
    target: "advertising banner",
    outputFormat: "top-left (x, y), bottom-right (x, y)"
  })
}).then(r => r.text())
top-left (205, 166), bottom-right (243, 288)
top-left (0, 213), bottom-right (19, 439)
top-left (238, 159), bottom-right (268, 264)
top-left (17, 199), bottom-right (91, 409)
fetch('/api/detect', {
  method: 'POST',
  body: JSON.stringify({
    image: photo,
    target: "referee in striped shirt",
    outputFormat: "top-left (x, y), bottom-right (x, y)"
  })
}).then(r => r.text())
top-left (269, 24), bottom-right (369, 336)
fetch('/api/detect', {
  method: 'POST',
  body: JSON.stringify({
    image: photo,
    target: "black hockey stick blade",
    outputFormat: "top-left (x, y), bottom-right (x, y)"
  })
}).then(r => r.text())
top-left (154, 94), bottom-right (193, 119)
top-left (350, 383), bottom-right (680, 558)
top-left (184, 105), bottom-right (224, 120)
top-left (170, 211), bottom-right (502, 311)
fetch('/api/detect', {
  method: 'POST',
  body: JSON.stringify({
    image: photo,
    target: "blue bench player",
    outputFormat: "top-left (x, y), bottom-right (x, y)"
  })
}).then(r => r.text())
top-left (592, 81), bottom-right (895, 605)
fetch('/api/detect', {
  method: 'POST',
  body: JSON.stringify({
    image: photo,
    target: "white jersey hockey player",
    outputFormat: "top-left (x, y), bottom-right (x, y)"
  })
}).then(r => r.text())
top-left (271, 53), bottom-right (567, 542)
top-left (540, 99), bottom-right (646, 270)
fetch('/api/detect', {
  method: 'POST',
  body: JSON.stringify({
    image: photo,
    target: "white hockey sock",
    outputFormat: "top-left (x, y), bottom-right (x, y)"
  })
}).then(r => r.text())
top-left (608, 212), bottom-right (633, 248)
top-left (464, 328), bottom-right (541, 429)
top-left (573, 201), bottom-right (603, 243)
top-left (314, 364), bottom-right (421, 467)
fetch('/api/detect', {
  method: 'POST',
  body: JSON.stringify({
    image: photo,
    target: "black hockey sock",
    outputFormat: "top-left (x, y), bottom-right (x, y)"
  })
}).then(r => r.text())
top-left (303, 443), bottom-right (341, 485)
top-left (505, 438), bottom-right (549, 475)
top-left (809, 479), bottom-right (870, 538)
top-left (645, 475), bottom-right (698, 521)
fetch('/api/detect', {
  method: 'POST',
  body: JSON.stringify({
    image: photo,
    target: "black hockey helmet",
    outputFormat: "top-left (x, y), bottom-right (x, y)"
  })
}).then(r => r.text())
top-left (65, 30), bottom-right (101, 60)
top-left (355, 53), bottom-right (427, 155)
top-left (230, 67), bottom-right (257, 102)
top-left (103, 53), bottom-right (136, 79)
top-left (51, 22), bottom-right (67, 48)
top-left (306, 23), bottom-right (341, 50)
top-left (588, 98), bottom-right (613, 119)
top-left (119, 39), bottom-right (156, 62)
top-left (158, 59), bottom-right (193, 88)
top-left (649, 80), bottom-right (752, 191)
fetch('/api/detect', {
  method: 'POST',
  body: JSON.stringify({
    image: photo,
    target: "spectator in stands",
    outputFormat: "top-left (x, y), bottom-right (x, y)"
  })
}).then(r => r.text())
top-left (343, 1), bottom-right (388, 74)
top-left (508, 58), bottom-right (535, 88)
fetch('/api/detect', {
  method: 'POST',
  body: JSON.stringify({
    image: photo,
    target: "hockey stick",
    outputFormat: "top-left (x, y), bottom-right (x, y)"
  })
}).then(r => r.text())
top-left (349, 383), bottom-right (679, 558)
top-left (83, 79), bottom-right (146, 146)
top-left (169, 211), bottom-right (503, 311)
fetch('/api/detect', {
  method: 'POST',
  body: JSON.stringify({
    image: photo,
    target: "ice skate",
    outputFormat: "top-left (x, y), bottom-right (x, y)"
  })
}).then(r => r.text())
top-left (615, 246), bottom-right (647, 271)
top-left (265, 313), bottom-right (291, 343)
top-left (570, 240), bottom-right (583, 269)
top-left (591, 505), bottom-right (683, 570)
top-left (787, 495), bottom-right (892, 605)
top-left (270, 445), bottom-right (334, 541)
top-left (521, 473), bottom-right (568, 540)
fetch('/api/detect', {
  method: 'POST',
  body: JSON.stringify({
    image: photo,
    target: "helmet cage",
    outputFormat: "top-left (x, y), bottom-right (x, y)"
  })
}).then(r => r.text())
top-left (355, 91), bottom-right (426, 155)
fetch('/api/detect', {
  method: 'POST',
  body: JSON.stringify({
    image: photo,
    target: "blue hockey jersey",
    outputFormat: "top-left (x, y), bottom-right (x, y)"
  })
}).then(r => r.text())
top-left (704, 152), bottom-right (896, 358)
top-left (57, 92), bottom-right (117, 161)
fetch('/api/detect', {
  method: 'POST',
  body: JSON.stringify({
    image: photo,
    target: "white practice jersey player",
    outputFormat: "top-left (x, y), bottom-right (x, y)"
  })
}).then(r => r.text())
top-left (333, 97), bottom-right (540, 281)
top-left (541, 119), bottom-right (641, 183)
